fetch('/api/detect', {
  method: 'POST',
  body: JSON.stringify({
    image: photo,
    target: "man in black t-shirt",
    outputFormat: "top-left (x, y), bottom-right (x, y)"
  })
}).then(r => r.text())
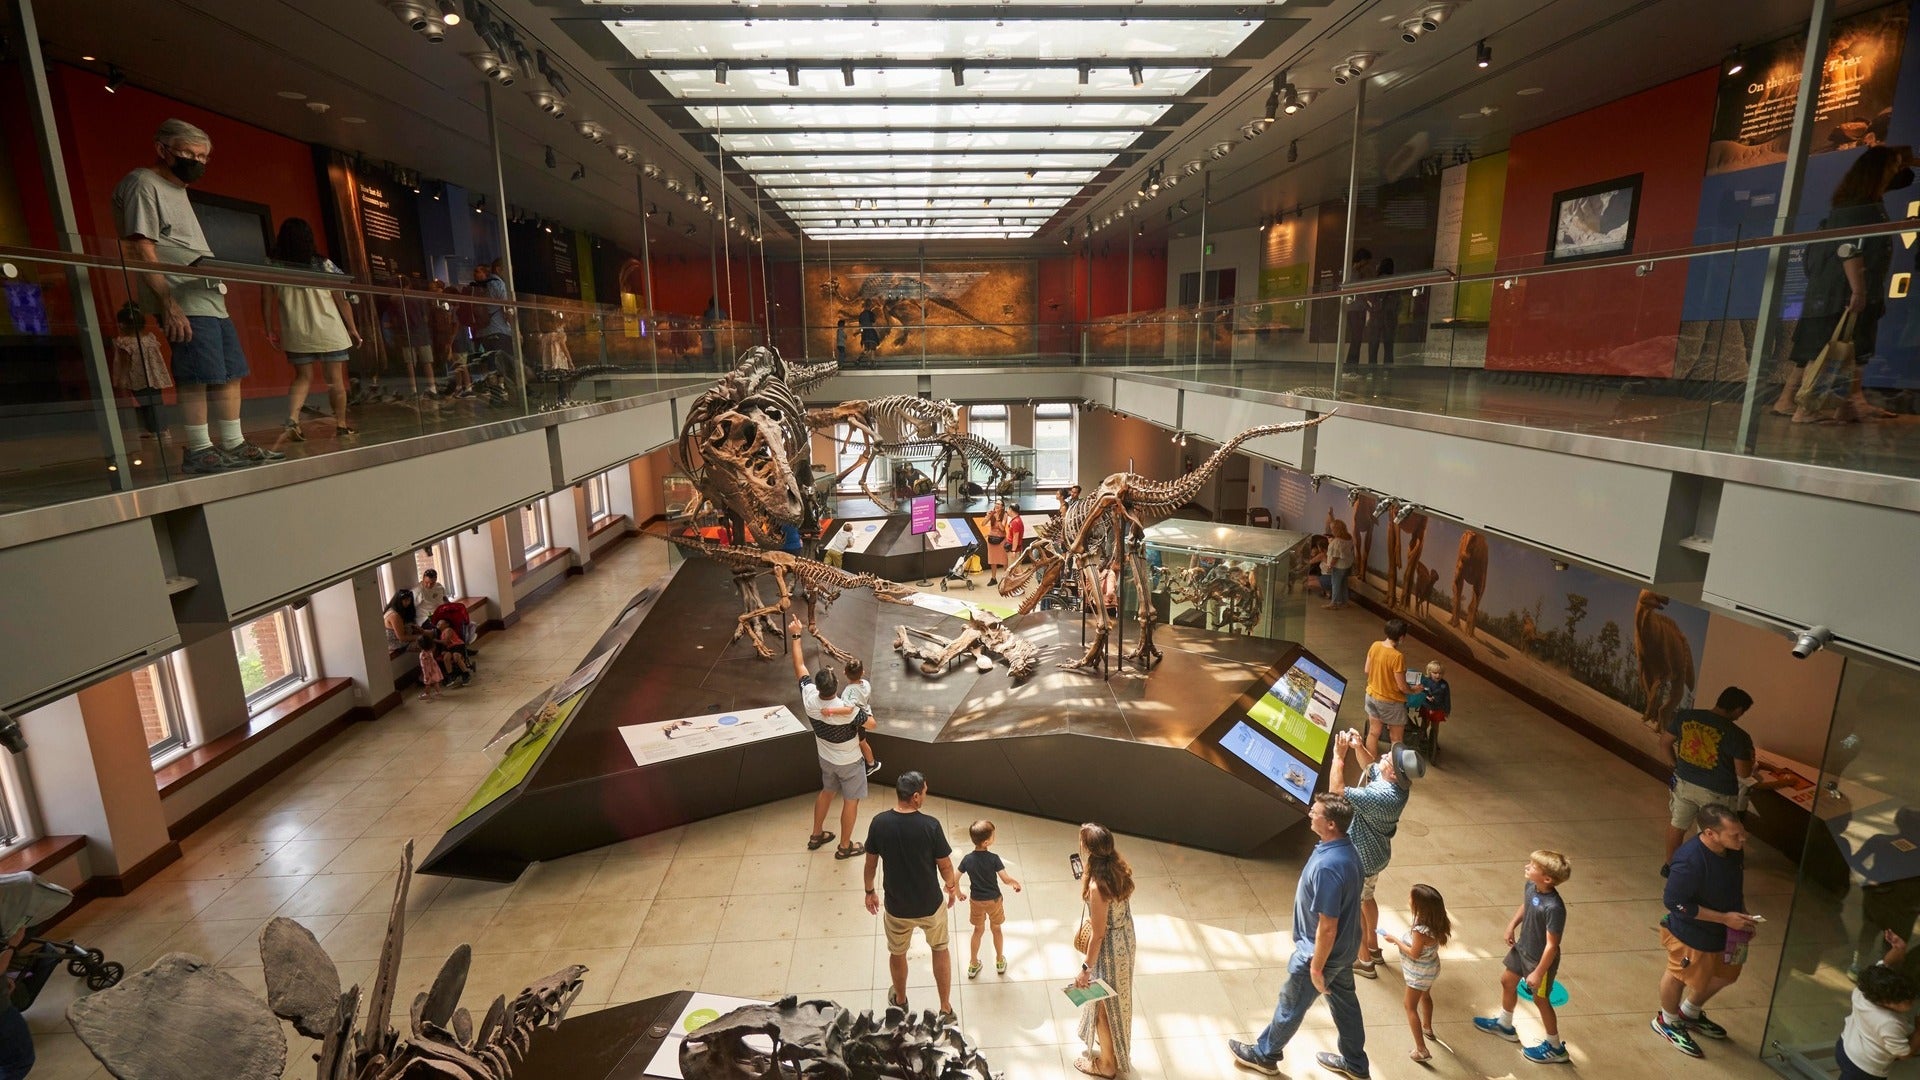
top-left (864, 771), bottom-right (962, 1020)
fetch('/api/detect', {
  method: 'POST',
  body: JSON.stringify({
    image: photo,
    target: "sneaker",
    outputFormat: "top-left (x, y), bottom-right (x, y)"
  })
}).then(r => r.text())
top-left (336, 423), bottom-right (358, 436)
top-left (1352, 958), bottom-right (1379, 979)
top-left (1660, 863), bottom-right (1671, 878)
top-left (1227, 1039), bottom-right (1280, 1075)
top-left (1684, 1011), bottom-right (1728, 1040)
top-left (1523, 1041), bottom-right (1570, 1064)
top-left (224, 441), bottom-right (286, 465)
top-left (180, 444), bottom-right (234, 474)
top-left (967, 961), bottom-right (981, 979)
top-left (1314, 1051), bottom-right (1368, 1078)
top-left (1474, 1016), bottom-right (1520, 1042)
top-left (866, 759), bottom-right (883, 777)
top-left (284, 420), bottom-right (306, 442)
top-left (995, 956), bottom-right (1007, 975)
top-left (936, 1008), bottom-right (956, 1027)
top-left (1651, 1013), bottom-right (1702, 1058)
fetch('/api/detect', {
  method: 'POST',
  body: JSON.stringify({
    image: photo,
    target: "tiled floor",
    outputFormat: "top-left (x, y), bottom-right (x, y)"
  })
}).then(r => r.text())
top-left (28, 537), bottom-right (1790, 1079)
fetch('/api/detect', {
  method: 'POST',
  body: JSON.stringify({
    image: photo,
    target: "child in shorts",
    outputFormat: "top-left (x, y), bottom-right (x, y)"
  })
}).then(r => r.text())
top-left (1381, 883), bottom-right (1452, 1063)
top-left (958, 820), bottom-right (1022, 978)
top-left (1475, 849), bottom-right (1572, 1064)
top-left (841, 659), bottom-right (878, 776)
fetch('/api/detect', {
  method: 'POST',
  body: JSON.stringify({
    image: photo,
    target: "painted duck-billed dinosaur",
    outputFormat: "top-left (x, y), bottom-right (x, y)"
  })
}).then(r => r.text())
top-left (664, 531), bottom-right (916, 664)
top-left (998, 417), bottom-right (1330, 672)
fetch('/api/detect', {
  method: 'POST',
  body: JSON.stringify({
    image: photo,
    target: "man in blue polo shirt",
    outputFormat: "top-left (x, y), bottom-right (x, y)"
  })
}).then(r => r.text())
top-left (1651, 803), bottom-right (1756, 1059)
top-left (1230, 792), bottom-right (1370, 1078)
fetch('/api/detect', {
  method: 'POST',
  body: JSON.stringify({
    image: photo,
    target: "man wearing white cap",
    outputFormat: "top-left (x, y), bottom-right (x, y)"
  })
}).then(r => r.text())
top-left (1329, 729), bottom-right (1424, 980)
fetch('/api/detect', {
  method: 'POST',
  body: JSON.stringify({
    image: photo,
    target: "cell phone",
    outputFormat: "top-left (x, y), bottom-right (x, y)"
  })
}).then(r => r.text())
top-left (1747, 914), bottom-right (1767, 924)
top-left (1069, 853), bottom-right (1084, 880)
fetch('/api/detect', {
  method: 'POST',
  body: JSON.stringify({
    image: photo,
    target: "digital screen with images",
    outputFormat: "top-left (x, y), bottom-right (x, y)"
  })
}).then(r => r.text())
top-left (1245, 655), bottom-right (1347, 763)
top-left (1218, 721), bottom-right (1320, 807)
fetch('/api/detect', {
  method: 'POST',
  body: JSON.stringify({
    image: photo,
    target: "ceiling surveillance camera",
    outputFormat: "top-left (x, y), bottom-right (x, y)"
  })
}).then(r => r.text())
top-left (0, 710), bottom-right (24, 756)
top-left (1791, 625), bottom-right (1834, 659)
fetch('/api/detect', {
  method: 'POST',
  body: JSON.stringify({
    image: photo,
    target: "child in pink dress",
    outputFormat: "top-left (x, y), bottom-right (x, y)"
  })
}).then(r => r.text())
top-left (417, 640), bottom-right (444, 700)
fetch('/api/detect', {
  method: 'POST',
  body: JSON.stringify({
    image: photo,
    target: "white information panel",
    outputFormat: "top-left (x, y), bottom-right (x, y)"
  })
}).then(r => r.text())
top-left (619, 706), bottom-right (807, 767)
top-left (643, 993), bottom-right (772, 1078)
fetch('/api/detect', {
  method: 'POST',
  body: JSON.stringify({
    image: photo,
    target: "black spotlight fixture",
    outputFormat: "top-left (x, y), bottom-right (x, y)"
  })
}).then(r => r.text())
top-left (715, 60), bottom-right (728, 85)
top-left (1282, 78), bottom-right (1301, 115)
top-left (1475, 40), bottom-right (1492, 69)
top-left (1078, 62), bottom-right (1091, 86)
top-left (842, 61), bottom-right (855, 87)
top-left (437, 0), bottom-right (460, 25)
top-left (105, 64), bottom-right (125, 93)
top-left (1264, 79), bottom-right (1280, 123)
top-left (951, 61), bottom-right (965, 87)
top-left (787, 61), bottom-right (800, 86)
top-left (571, 163), bottom-right (586, 181)
top-left (1724, 46), bottom-right (1745, 76)
top-left (1288, 139), bottom-right (1299, 163)
top-left (544, 145), bottom-right (557, 169)
top-left (1128, 61), bottom-right (1144, 87)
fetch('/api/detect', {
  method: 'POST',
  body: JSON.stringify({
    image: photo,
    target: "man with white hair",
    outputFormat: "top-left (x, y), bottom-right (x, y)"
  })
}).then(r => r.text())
top-left (113, 118), bottom-right (283, 474)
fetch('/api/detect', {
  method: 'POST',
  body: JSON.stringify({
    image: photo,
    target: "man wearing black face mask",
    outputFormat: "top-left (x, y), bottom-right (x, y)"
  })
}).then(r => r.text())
top-left (113, 118), bottom-right (283, 473)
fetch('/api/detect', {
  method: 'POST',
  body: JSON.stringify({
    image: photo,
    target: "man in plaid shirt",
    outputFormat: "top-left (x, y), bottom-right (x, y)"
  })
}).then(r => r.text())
top-left (1328, 730), bottom-right (1423, 979)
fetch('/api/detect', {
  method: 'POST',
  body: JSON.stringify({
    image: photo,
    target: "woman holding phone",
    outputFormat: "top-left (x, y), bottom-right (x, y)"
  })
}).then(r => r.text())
top-left (1072, 823), bottom-right (1136, 1077)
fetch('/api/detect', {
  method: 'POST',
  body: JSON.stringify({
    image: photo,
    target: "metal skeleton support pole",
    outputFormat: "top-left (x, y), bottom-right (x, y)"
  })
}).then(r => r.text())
top-left (635, 171), bottom-right (659, 371)
top-left (483, 82), bottom-right (529, 414)
top-left (1333, 77), bottom-right (1366, 392)
top-left (1125, 225), bottom-right (1135, 367)
top-left (715, 109), bottom-right (736, 359)
top-left (13, 0), bottom-right (130, 486)
top-left (797, 230), bottom-right (809, 359)
top-left (1194, 170), bottom-right (1210, 365)
top-left (1737, 0), bottom-right (1836, 452)
top-left (756, 189), bottom-right (772, 346)
top-left (919, 243), bottom-right (929, 367)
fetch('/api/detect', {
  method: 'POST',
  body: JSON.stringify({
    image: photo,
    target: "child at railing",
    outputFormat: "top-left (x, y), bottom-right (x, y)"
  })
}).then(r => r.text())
top-left (109, 302), bottom-right (171, 441)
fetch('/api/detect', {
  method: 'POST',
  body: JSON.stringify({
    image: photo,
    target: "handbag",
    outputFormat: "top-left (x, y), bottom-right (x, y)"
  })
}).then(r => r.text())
top-left (1796, 309), bottom-right (1858, 414)
top-left (1073, 900), bottom-right (1094, 955)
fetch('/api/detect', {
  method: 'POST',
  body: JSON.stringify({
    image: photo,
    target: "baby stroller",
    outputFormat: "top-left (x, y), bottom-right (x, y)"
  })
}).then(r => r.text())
top-left (938, 543), bottom-right (980, 591)
top-left (8, 935), bottom-right (125, 1008)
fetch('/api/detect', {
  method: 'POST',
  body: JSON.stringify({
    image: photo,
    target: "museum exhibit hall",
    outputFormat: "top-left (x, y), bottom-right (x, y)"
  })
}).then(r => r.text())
top-left (3, 0), bottom-right (1920, 1076)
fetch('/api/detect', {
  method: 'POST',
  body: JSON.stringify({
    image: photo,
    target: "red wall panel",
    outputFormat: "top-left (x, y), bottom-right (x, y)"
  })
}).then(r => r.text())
top-left (1486, 69), bottom-right (1718, 376)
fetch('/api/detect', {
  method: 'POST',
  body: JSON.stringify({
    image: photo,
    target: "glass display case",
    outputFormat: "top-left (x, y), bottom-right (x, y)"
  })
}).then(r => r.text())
top-left (1123, 518), bottom-right (1311, 643)
top-left (876, 443), bottom-right (1037, 505)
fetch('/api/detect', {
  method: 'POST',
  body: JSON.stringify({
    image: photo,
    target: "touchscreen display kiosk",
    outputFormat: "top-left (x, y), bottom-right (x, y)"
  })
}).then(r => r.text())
top-left (1195, 645), bottom-right (1348, 812)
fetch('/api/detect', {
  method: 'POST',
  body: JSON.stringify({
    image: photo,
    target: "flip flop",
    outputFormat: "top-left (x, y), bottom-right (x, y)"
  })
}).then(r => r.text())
top-left (807, 831), bottom-right (836, 851)
top-left (834, 842), bottom-right (866, 860)
top-left (1072, 1053), bottom-right (1117, 1078)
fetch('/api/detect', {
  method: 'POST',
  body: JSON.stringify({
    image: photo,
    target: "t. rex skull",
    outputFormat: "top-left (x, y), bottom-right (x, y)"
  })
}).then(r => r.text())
top-left (698, 403), bottom-right (806, 533)
top-left (998, 536), bottom-right (1065, 613)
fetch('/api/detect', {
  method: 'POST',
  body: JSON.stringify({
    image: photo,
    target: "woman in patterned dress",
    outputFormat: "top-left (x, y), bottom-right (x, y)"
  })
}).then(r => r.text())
top-left (1073, 823), bottom-right (1136, 1077)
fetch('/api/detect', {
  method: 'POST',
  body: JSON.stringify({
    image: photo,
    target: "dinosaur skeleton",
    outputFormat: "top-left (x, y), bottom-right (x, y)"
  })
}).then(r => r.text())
top-left (1166, 561), bottom-right (1264, 635)
top-left (675, 345), bottom-right (822, 541)
top-left (879, 431), bottom-right (1030, 498)
top-left (666, 532), bottom-right (917, 665)
top-left (681, 995), bottom-right (996, 1079)
top-left (999, 418), bottom-right (1328, 672)
top-left (805, 395), bottom-right (959, 508)
top-left (893, 611), bottom-right (1039, 682)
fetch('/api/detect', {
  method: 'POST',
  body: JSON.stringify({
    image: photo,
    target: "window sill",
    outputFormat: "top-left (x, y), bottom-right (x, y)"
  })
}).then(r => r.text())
top-left (156, 678), bottom-right (353, 798)
top-left (149, 745), bottom-right (191, 773)
top-left (512, 547), bottom-right (571, 584)
top-left (588, 514), bottom-right (628, 539)
top-left (0, 835), bottom-right (85, 877)
top-left (243, 679), bottom-right (311, 718)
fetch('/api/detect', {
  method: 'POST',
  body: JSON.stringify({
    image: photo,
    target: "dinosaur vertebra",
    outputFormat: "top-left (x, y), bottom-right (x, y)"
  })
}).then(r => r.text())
top-left (893, 611), bottom-right (1038, 682)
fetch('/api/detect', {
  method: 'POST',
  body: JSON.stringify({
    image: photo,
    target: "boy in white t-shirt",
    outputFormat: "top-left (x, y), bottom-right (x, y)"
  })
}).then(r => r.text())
top-left (1840, 930), bottom-right (1920, 1079)
top-left (841, 658), bottom-right (880, 776)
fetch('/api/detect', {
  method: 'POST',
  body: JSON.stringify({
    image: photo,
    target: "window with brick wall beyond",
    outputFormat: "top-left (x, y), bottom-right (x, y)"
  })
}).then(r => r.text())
top-left (132, 655), bottom-right (189, 760)
top-left (587, 473), bottom-right (612, 524)
top-left (232, 607), bottom-right (313, 713)
top-left (520, 502), bottom-right (552, 559)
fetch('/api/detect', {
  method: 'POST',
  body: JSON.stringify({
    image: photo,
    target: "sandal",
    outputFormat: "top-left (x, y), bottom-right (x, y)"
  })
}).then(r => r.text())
top-left (1072, 1053), bottom-right (1117, 1078)
top-left (807, 831), bottom-right (836, 851)
top-left (834, 842), bottom-right (866, 860)
top-left (1410, 1048), bottom-right (1432, 1063)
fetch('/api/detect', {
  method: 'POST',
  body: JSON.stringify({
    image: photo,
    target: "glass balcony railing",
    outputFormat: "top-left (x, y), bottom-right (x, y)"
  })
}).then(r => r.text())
top-left (0, 218), bottom-right (1916, 518)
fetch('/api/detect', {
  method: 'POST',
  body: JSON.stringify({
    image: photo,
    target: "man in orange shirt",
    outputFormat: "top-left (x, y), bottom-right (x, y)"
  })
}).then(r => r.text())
top-left (1363, 619), bottom-right (1410, 752)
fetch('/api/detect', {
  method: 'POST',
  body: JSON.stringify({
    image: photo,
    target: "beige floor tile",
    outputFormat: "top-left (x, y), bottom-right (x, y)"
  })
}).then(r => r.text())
top-left (635, 897), bottom-right (727, 948)
top-left (701, 938), bottom-right (794, 999)
top-left (613, 943), bottom-right (714, 1001)
top-left (657, 855), bottom-right (745, 899)
top-left (715, 894), bottom-right (804, 942)
top-left (581, 856), bottom-right (672, 902)
top-left (197, 875), bottom-right (312, 922)
top-left (554, 900), bottom-right (652, 951)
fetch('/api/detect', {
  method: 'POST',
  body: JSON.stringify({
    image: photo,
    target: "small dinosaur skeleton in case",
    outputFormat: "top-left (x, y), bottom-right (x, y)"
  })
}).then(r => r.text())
top-left (893, 610), bottom-right (1039, 682)
top-left (665, 532), bottom-right (916, 665)
top-left (998, 417), bottom-right (1328, 673)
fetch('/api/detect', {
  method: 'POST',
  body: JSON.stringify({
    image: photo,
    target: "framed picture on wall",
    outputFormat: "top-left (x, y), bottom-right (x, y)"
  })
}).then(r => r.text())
top-left (1544, 173), bottom-right (1643, 264)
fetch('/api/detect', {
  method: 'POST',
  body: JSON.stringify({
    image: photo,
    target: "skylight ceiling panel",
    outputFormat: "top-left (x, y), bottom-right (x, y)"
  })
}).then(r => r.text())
top-left (605, 19), bottom-right (1259, 62)
top-left (655, 66), bottom-right (1209, 100)
top-left (756, 174), bottom-right (1095, 190)
top-left (718, 129), bottom-right (1138, 152)
top-left (706, 101), bottom-right (1171, 129)
top-left (733, 153), bottom-right (1118, 172)
top-left (774, 195), bottom-right (1076, 209)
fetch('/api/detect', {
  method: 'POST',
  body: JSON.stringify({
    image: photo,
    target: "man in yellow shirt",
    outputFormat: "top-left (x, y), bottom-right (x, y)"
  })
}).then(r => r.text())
top-left (1363, 619), bottom-right (1410, 752)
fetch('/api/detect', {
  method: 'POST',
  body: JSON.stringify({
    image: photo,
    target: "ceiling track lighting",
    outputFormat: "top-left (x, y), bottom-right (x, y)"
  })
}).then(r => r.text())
top-left (1077, 62), bottom-right (1091, 86)
top-left (1475, 40), bottom-right (1492, 69)
top-left (436, 0), bottom-right (460, 25)
top-left (787, 61), bottom-right (800, 86)
top-left (576, 120), bottom-right (607, 144)
top-left (384, 1), bottom-right (447, 43)
top-left (466, 51), bottom-right (514, 85)
top-left (715, 60), bottom-right (728, 85)
top-left (951, 61), bottom-right (965, 87)
top-left (1282, 81), bottom-right (1301, 115)
top-left (610, 144), bottom-right (636, 164)
top-left (1332, 52), bottom-right (1376, 85)
top-left (842, 61), bottom-right (856, 87)
top-left (1724, 46), bottom-right (1745, 76)
top-left (104, 64), bottom-right (125, 93)
top-left (1418, 3), bottom-right (1455, 32)
top-left (1128, 61), bottom-right (1144, 87)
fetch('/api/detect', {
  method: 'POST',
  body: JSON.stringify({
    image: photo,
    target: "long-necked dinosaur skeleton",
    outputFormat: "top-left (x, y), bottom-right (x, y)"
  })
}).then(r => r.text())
top-left (877, 431), bottom-right (1030, 499)
top-left (804, 395), bottom-right (959, 508)
top-left (998, 417), bottom-right (1328, 672)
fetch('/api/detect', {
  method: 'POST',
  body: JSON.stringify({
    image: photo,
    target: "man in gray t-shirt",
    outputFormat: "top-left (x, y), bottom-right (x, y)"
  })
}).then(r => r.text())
top-left (113, 118), bottom-right (282, 474)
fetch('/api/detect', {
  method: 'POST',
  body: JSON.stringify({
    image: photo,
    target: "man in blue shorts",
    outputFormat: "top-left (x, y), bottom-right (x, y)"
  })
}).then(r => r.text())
top-left (114, 118), bottom-right (283, 474)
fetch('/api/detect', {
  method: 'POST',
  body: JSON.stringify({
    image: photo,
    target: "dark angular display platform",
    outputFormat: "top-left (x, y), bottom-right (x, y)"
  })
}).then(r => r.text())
top-left (420, 554), bottom-right (1340, 881)
top-left (837, 512), bottom-right (981, 582)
